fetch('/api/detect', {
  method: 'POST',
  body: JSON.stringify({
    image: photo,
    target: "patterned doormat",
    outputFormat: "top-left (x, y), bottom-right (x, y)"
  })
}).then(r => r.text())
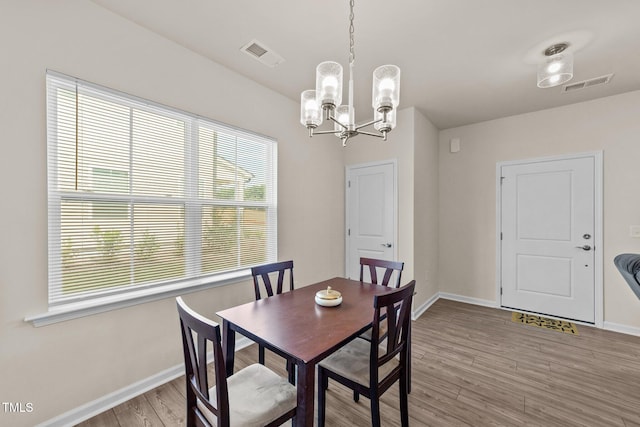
top-left (511, 312), bottom-right (579, 335)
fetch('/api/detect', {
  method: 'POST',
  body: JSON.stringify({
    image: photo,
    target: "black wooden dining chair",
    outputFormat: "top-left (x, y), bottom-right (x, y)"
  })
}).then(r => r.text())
top-left (176, 297), bottom-right (297, 427)
top-left (317, 280), bottom-right (415, 427)
top-left (251, 260), bottom-right (296, 382)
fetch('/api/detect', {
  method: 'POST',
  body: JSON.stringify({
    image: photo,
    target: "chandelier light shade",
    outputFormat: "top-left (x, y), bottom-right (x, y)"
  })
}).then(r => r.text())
top-left (537, 43), bottom-right (574, 88)
top-left (299, 0), bottom-right (401, 146)
top-left (334, 105), bottom-right (352, 132)
top-left (372, 65), bottom-right (401, 112)
top-left (300, 90), bottom-right (322, 128)
top-left (316, 61), bottom-right (343, 110)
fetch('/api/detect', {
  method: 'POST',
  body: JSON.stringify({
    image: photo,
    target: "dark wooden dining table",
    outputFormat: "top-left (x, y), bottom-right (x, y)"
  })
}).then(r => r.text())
top-left (216, 276), bottom-right (396, 426)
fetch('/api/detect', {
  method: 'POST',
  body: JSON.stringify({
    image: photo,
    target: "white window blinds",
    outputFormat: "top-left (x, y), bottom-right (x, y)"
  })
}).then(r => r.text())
top-left (46, 71), bottom-right (277, 306)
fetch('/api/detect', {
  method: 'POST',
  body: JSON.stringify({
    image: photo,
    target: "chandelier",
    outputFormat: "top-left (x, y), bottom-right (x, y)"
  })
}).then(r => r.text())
top-left (299, 0), bottom-right (401, 146)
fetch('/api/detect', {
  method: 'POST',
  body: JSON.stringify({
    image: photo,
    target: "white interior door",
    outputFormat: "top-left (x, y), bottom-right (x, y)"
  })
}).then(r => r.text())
top-left (500, 155), bottom-right (596, 323)
top-left (345, 161), bottom-right (396, 280)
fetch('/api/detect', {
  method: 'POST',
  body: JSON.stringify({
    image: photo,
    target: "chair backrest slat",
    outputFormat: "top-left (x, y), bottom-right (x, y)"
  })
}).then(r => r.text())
top-left (251, 260), bottom-right (294, 300)
top-left (370, 281), bottom-right (415, 382)
top-left (359, 257), bottom-right (404, 288)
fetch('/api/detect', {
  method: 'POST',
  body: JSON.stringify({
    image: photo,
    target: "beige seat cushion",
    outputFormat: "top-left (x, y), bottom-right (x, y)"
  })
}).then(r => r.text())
top-left (197, 363), bottom-right (296, 427)
top-left (318, 337), bottom-right (398, 387)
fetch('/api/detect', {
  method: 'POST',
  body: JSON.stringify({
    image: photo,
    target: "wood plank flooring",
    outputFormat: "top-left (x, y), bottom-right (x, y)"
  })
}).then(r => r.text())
top-left (77, 299), bottom-right (640, 426)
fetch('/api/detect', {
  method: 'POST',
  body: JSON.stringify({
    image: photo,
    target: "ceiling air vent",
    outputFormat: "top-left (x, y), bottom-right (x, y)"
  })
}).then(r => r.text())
top-left (240, 39), bottom-right (285, 68)
top-left (563, 74), bottom-right (614, 93)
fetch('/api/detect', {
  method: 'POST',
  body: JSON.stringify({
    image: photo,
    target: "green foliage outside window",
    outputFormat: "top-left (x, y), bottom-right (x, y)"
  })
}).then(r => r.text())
top-left (93, 226), bottom-right (124, 261)
top-left (135, 229), bottom-right (160, 261)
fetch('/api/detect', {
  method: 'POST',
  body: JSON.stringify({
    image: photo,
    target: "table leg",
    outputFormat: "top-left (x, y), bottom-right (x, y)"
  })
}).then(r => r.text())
top-left (221, 319), bottom-right (235, 377)
top-left (295, 361), bottom-right (315, 426)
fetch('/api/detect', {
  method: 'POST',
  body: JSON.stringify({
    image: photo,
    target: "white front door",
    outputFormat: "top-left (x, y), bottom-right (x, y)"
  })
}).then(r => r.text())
top-left (345, 161), bottom-right (396, 280)
top-left (500, 155), bottom-right (597, 323)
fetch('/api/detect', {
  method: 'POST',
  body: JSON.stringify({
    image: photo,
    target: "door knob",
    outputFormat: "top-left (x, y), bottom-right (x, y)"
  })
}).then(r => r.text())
top-left (575, 245), bottom-right (592, 251)
top-left (381, 243), bottom-right (392, 248)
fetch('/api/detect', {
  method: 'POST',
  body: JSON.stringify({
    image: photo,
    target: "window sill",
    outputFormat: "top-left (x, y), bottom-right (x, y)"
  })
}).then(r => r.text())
top-left (25, 269), bottom-right (251, 327)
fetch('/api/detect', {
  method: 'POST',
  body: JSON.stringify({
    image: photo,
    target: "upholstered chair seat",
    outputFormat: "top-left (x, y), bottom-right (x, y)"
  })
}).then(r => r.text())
top-left (319, 338), bottom-right (397, 387)
top-left (197, 364), bottom-right (296, 427)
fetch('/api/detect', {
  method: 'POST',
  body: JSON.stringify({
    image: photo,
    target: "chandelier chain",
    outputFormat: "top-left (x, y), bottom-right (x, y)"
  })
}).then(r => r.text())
top-left (349, 0), bottom-right (355, 65)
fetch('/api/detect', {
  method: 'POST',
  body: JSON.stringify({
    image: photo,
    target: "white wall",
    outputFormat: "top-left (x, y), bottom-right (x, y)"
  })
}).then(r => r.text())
top-left (0, 1), bottom-right (344, 426)
top-left (414, 110), bottom-right (440, 302)
top-left (439, 90), bottom-right (640, 329)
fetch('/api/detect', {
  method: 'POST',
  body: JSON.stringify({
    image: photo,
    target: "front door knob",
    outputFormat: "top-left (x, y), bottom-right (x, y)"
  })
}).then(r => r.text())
top-left (575, 245), bottom-right (592, 251)
top-left (381, 243), bottom-right (392, 248)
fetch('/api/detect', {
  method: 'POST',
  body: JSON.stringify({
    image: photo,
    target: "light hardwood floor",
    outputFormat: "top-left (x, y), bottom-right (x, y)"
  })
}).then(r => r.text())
top-left (77, 299), bottom-right (640, 426)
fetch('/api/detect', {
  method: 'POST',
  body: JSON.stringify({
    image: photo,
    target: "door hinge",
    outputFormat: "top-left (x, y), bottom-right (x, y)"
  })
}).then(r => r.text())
top-left (500, 287), bottom-right (503, 295)
top-left (500, 232), bottom-right (503, 240)
top-left (348, 180), bottom-right (351, 188)
top-left (500, 176), bottom-right (505, 184)
top-left (348, 228), bottom-right (350, 236)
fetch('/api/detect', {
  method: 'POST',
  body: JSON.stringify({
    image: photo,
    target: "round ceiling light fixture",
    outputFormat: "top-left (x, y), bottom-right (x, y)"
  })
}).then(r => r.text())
top-left (537, 42), bottom-right (574, 88)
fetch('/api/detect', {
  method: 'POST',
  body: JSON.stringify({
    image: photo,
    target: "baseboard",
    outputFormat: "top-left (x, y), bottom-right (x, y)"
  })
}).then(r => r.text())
top-left (36, 364), bottom-right (185, 427)
top-left (412, 292), bottom-right (439, 320)
top-left (413, 292), bottom-right (497, 320)
top-left (36, 336), bottom-right (254, 427)
top-left (603, 321), bottom-right (640, 337)
top-left (438, 292), bottom-right (498, 308)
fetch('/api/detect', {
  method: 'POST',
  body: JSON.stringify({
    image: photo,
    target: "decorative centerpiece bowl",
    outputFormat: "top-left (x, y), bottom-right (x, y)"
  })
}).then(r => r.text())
top-left (315, 286), bottom-right (342, 307)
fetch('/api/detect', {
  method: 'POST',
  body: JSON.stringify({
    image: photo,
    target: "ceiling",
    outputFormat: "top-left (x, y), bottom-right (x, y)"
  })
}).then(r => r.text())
top-left (90, 0), bottom-right (640, 129)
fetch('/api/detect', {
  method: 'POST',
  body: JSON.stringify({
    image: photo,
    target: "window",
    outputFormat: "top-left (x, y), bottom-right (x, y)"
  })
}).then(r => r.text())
top-left (91, 168), bottom-right (129, 219)
top-left (46, 71), bottom-right (277, 307)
